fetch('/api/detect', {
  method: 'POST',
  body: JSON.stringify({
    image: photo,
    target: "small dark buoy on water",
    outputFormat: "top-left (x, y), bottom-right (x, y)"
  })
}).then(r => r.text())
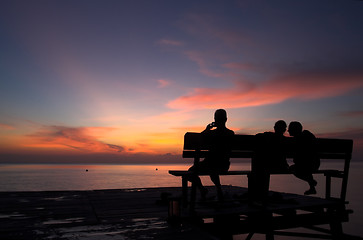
top-left (86, 169), bottom-right (88, 172)
top-left (156, 168), bottom-right (158, 171)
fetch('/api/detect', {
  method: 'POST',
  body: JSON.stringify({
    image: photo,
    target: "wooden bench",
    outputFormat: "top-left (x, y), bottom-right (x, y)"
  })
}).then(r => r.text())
top-left (169, 132), bottom-right (353, 208)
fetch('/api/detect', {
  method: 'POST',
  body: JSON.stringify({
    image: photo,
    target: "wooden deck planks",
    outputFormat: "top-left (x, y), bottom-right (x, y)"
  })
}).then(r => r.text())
top-left (0, 186), bottom-right (357, 240)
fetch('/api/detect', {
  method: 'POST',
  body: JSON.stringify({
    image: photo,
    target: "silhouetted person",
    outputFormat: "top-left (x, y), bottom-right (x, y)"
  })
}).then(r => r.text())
top-left (254, 120), bottom-right (289, 171)
top-left (249, 120), bottom-right (289, 204)
top-left (288, 121), bottom-right (320, 195)
top-left (188, 109), bottom-right (234, 201)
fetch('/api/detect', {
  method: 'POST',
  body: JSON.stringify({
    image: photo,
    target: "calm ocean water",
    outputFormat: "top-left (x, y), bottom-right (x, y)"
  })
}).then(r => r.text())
top-left (0, 161), bottom-right (362, 238)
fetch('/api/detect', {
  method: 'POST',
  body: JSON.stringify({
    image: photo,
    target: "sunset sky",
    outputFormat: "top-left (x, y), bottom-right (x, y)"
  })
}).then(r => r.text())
top-left (1, 0), bottom-right (363, 163)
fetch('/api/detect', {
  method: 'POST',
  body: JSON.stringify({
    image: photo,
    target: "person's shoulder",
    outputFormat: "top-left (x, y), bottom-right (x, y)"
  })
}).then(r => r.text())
top-left (256, 131), bottom-right (274, 137)
top-left (301, 130), bottom-right (316, 141)
top-left (302, 130), bottom-right (315, 137)
top-left (218, 128), bottom-right (234, 137)
top-left (227, 128), bottom-right (235, 135)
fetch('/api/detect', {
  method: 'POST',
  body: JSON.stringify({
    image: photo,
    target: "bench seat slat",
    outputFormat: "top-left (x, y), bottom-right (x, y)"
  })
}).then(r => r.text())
top-left (168, 170), bottom-right (251, 176)
top-left (168, 169), bottom-right (342, 177)
top-left (183, 150), bottom-right (254, 158)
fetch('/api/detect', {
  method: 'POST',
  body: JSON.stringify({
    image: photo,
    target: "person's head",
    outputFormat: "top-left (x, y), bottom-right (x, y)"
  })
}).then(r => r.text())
top-left (274, 120), bottom-right (287, 135)
top-left (214, 109), bottom-right (227, 127)
top-left (288, 121), bottom-right (303, 137)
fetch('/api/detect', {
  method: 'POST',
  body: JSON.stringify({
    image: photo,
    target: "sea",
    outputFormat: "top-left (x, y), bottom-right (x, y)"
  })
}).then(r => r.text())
top-left (0, 161), bottom-right (362, 239)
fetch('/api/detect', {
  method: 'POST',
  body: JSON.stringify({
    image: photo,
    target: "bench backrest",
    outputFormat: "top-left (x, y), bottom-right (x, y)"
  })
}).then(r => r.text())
top-left (183, 132), bottom-right (353, 160)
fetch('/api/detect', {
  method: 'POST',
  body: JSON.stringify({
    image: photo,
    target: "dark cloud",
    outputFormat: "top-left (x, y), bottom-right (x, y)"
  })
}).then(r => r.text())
top-left (107, 144), bottom-right (125, 152)
top-left (338, 111), bottom-right (363, 118)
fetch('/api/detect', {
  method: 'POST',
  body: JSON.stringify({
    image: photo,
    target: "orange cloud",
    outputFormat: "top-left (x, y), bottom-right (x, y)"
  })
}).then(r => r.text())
top-left (168, 70), bottom-right (363, 110)
top-left (26, 126), bottom-right (125, 153)
top-left (146, 110), bottom-right (193, 123)
top-left (0, 123), bottom-right (15, 130)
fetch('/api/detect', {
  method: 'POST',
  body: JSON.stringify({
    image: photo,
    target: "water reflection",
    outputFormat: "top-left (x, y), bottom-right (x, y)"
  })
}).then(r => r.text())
top-left (0, 162), bottom-right (355, 195)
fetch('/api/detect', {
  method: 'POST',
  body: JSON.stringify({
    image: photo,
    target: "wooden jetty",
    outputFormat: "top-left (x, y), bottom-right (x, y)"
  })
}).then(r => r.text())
top-left (0, 186), bottom-right (361, 240)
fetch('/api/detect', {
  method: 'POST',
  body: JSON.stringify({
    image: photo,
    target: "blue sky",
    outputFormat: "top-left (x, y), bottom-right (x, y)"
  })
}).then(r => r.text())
top-left (0, 0), bottom-right (362, 163)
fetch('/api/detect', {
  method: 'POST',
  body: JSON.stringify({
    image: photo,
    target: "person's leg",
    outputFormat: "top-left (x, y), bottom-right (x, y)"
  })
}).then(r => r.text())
top-left (210, 174), bottom-right (221, 186)
top-left (261, 171), bottom-right (270, 201)
top-left (305, 162), bottom-right (320, 195)
top-left (210, 174), bottom-right (223, 201)
top-left (188, 163), bottom-right (208, 199)
top-left (304, 174), bottom-right (317, 195)
top-left (250, 156), bottom-right (270, 204)
top-left (290, 165), bottom-right (317, 195)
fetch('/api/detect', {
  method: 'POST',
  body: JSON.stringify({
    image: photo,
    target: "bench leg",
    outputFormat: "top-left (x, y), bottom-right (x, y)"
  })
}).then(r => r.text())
top-left (265, 232), bottom-right (274, 240)
top-left (246, 232), bottom-right (254, 240)
top-left (330, 219), bottom-right (343, 240)
top-left (190, 181), bottom-right (197, 210)
top-left (327, 206), bottom-right (344, 240)
top-left (265, 213), bottom-right (274, 240)
top-left (182, 176), bottom-right (188, 207)
top-left (325, 175), bottom-right (331, 199)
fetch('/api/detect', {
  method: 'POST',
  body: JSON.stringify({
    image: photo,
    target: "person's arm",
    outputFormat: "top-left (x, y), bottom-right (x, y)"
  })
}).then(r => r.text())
top-left (202, 122), bottom-right (215, 133)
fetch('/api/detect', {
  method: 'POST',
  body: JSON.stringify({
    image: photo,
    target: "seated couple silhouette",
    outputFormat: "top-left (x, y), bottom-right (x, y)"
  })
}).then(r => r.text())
top-left (187, 109), bottom-right (320, 202)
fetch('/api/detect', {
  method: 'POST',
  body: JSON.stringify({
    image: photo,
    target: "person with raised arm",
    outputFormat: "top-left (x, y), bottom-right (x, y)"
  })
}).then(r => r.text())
top-left (187, 109), bottom-right (235, 201)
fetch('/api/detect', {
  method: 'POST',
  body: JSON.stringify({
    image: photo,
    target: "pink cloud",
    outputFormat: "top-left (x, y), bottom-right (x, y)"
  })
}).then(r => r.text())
top-left (167, 71), bottom-right (363, 110)
top-left (157, 79), bottom-right (171, 88)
